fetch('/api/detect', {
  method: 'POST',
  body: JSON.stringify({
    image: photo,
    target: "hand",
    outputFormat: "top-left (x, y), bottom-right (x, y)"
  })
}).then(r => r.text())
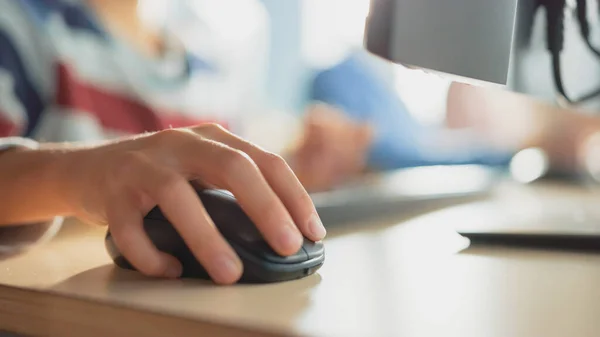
top-left (60, 124), bottom-right (326, 284)
top-left (288, 104), bottom-right (373, 192)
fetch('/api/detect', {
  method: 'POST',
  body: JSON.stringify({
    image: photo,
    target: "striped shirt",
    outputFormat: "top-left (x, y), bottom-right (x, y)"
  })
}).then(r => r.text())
top-left (0, 0), bottom-right (270, 143)
top-left (0, 0), bottom-right (269, 252)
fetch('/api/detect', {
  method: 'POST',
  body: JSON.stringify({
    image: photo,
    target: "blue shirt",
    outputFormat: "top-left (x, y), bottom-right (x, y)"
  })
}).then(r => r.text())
top-left (310, 51), bottom-right (514, 170)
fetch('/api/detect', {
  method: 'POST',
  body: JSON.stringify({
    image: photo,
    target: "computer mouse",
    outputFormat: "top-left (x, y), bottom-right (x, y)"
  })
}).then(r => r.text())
top-left (105, 188), bottom-right (325, 284)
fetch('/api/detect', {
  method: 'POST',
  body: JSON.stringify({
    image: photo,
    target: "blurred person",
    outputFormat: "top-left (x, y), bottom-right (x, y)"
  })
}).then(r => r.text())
top-left (310, 49), bottom-right (600, 178)
top-left (0, 0), bottom-right (372, 192)
top-left (311, 51), bottom-right (515, 171)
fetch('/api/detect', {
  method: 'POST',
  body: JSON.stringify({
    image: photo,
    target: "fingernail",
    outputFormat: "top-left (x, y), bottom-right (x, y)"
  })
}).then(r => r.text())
top-left (214, 254), bottom-right (242, 283)
top-left (278, 224), bottom-right (303, 252)
top-left (165, 263), bottom-right (182, 278)
top-left (308, 213), bottom-right (326, 239)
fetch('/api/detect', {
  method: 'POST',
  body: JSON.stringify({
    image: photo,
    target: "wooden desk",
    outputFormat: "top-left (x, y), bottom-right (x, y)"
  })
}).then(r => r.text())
top-left (2, 181), bottom-right (600, 337)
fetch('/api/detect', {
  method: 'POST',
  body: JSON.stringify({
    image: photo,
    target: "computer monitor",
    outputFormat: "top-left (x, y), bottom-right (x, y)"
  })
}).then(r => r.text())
top-left (364, 0), bottom-right (600, 109)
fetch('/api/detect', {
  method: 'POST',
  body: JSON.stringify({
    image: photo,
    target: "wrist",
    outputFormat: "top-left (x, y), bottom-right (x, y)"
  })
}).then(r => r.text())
top-left (33, 148), bottom-right (81, 217)
top-left (50, 149), bottom-right (84, 217)
top-left (0, 144), bottom-right (77, 224)
top-left (48, 145), bottom-right (105, 221)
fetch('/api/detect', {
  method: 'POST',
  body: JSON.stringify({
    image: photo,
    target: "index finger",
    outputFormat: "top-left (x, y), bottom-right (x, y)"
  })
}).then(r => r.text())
top-left (196, 125), bottom-right (327, 242)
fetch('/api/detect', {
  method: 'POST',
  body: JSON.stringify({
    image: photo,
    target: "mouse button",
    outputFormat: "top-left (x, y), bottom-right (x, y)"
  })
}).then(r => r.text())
top-left (240, 240), bottom-right (308, 264)
top-left (302, 239), bottom-right (325, 259)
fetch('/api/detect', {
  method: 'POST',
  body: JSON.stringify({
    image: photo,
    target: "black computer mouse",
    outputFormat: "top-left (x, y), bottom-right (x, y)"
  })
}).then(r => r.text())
top-left (105, 188), bottom-right (325, 284)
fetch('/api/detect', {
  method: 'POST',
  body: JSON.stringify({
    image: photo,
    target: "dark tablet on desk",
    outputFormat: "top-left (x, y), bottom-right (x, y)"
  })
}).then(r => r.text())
top-left (457, 214), bottom-right (600, 252)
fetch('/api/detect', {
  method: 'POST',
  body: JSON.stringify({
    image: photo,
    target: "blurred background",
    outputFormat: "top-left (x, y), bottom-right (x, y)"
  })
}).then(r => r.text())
top-left (148, 0), bottom-right (513, 168)
top-left (149, 0), bottom-right (448, 148)
top-left (150, 0), bottom-right (600, 189)
top-left (7, 0), bottom-right (600, 196)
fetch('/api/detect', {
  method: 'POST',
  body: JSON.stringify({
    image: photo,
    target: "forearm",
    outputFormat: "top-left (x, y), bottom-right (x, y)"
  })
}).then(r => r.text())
top-left (446, 82), bottom-right (600, 171)
top-left (0, 141), bottom-right (77, 226)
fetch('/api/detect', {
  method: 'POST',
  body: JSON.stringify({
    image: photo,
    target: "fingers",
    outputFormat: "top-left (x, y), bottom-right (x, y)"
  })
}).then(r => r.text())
top-left (109, 151), bottom-right (243, 284)
top-left (196, 124), bottom-right (326, 243)
top-left (161, 131), bottom-right (301, 256)
top-left (106, 190), bottom-right (182, 279)
top-left (194, 139), bottom-right (304, 256)
top-left (105, 122), bottom-right (329, 285)
top-left (130, 155), bottom-right (243, 284)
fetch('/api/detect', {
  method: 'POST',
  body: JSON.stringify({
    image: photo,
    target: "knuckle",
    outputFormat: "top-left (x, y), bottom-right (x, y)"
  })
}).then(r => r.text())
top-left (221, 149), bottom-right (257, 177)
top-left (260, 152), bottom-right (288, 171)
top-left (196, 122), bottom-right (228, 136)
top-left (154, 128), bottom-right (197, 145)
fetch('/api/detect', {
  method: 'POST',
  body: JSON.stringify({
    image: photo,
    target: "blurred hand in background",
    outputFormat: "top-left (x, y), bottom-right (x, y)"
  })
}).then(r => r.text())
top-left (287, 104), bottom-right (373, 192)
